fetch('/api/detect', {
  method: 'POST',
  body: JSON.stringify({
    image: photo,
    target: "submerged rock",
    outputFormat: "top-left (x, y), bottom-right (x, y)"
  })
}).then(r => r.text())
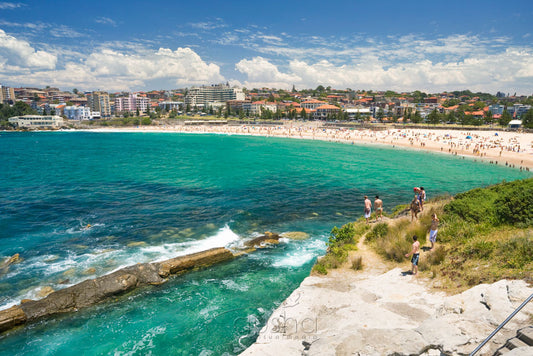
top-left (281, 232), bottom-right (310, 240)
top-left (36, 286), bottom-right (55, 298)
top-left (243, 232), bottom-right (283, 248)
top-left (0, 253), bottom-right (23, 275)
top-left (127, 241), bottom-right (147, 247)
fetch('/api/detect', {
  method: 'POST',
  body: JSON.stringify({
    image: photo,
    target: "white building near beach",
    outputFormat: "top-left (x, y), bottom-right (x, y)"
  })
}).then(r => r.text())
top-left (9, 115), bottom-right (64, 128)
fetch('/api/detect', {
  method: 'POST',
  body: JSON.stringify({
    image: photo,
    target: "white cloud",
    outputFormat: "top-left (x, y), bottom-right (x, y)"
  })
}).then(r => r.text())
top-left (233, 45), bottom-right (533, 94)
top-left (0, 29), bottom-right (56, 69)
top-left (1, 32), bottom-right (224, 91)
top-left (0, 2), bottom-right (24, 10)
top-left (95, 17), bottom-right (117, 27)
top-left (235, 57), bottom-right (300, 89)
top-left (49, 25), bottom-right (85, 38)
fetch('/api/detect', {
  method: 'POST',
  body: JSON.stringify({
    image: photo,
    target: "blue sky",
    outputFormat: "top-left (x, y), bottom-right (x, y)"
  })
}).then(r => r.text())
top-left (0, 0), bottom-right (532, 94)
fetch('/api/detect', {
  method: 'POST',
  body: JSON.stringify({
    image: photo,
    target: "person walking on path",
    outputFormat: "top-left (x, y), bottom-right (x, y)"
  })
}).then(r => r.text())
top-left (405, 235), bottom-right (420, 276)
top-left (410, 194), bottom-right (421, 222)
top-left (374, 195), bottom-right (383, 221)
top-left (364, 196), bottom-right (372, 224)
top-left (429, 213), bottom-right (439, 251)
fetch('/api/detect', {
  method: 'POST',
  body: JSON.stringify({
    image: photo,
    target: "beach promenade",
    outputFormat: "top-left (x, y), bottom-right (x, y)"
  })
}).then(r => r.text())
top-left (84, 122), bottom-right (533, 171)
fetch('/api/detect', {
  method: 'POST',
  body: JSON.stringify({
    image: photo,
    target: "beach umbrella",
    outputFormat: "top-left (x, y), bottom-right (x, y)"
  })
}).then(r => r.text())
top-left (495, 133), bottom-right (499, 136)
top-left (466, 135), bottom-right (472, 139)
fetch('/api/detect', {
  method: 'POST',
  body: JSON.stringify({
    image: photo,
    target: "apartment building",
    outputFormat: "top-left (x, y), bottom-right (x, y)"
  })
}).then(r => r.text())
top-left (64, 106), bottom-right (92, 120)
top-left (0, 84), bottom-right (16, 104)
top-left (87, 91), bottom-right (111, 118)
top-left (115, 93), bottom-right (149, 114)
top-left (185, 84), bottom-right (245, 107)
top-left (313, 104), bottom-right (340, 120)
top-left (301, 99), bottom-right (327, 110)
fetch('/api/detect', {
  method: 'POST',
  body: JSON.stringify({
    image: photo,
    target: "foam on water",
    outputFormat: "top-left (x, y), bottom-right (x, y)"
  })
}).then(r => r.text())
top-left (113, 326), bottom-right (166, 356)
top-left (272, 239), bottom-right (326, 268)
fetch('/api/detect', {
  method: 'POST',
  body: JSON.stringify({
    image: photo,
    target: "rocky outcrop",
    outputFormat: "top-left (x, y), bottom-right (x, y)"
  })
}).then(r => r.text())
top-left (157, 247), bottom-right (235, 277)
top-left (0, 306), bottom-right (26, 333)
top-left (0, 247), bottom-right (235, 333)
top-left (243, 232), bottom-right (283, 248)
top-left (240, 269), bottom-right (533, 356)
top-left (0, 253), bottom-right (23, 276)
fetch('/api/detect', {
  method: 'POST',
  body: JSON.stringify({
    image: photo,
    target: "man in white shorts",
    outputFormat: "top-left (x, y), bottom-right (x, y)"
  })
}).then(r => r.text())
top-left (429, 213), bottom-right (439, 250)
top-left (364, 196), bottom-right (372, 224)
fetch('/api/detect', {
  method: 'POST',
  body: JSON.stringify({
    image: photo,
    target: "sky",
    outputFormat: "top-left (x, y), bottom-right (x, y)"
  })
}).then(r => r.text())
top-left (0, 0), bottom-right (532, 94)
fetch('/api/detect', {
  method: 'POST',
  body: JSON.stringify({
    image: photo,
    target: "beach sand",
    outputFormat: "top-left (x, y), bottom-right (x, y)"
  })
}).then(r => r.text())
top-left (83, 122), bottom-right (533, 170)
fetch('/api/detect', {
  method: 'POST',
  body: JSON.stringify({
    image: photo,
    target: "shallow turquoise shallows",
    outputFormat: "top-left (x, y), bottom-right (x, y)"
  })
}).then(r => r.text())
top-left (0, 131), bottom-right (530, 355)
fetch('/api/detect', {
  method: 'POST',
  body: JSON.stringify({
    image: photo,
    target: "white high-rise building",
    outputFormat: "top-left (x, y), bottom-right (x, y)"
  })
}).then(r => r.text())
top-left (64, 106), bottom-right (92, 120)
top-left (185, 84), bottom-right (245, 107)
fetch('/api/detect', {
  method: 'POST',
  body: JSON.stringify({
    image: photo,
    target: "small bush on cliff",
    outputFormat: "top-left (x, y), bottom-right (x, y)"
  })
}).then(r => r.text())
top-left (328, 223), bottom-right (357, 245)
top-left (313, 221), bottom-right (367, 274)
top-left (365, 223), bottom-right (388, 242)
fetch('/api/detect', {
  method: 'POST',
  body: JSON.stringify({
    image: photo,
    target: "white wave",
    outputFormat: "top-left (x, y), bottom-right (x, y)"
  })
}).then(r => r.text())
top-left (272, 239), bottom-right (326, 268)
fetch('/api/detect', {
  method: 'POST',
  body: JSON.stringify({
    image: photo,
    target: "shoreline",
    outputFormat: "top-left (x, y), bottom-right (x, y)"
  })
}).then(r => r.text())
top-left (68, 123), bottom-right (533, 170)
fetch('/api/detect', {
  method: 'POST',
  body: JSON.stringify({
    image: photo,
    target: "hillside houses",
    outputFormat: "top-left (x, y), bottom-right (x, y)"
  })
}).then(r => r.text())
top-left (1, 83), bottom-right (532, 127)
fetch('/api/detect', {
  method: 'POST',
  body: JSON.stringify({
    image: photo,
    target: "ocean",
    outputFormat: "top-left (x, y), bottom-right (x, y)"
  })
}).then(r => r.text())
top-left (0, 131), bottom-right (530, 355)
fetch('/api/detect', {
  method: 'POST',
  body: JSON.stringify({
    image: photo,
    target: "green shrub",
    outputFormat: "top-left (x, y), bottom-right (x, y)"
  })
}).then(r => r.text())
top-left (444, 187), bottom-right (499, 224)
top-left (313, 263), bottom-right (328, 275)
top-left (494, 179), bottom-right (533, 226)
top-left (329, 223), bottom-right (357, 245)
top-left (444, 178), bottom-right (533, 227)
top-left (366, 223), bottom-right (389, 242)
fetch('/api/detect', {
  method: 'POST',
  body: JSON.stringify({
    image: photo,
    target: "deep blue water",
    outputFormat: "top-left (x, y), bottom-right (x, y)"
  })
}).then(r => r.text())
top-left (0, 131), bottom-right (529, 355)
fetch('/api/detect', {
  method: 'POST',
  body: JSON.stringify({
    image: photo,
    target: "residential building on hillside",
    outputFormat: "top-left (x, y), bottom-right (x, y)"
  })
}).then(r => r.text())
top-left (508, 104), bottom-right (531, 118)
top-left (0, 84), bottom-right (16, 104)
top-left (313, 104), bottom-right (340, 120)
top-left (301, 99), bottom-right (327, 110)
top-left (158, 101), bottom-right (183, 111)
top-left (185, 84), bottom-right (245, 108)
top-left (8, 115), bottom-right (64, 128)
top-left (64, 106), bottom-right (92, 120)
top-left (115, 93), bottom-right (149, 114)
top-left (87, 91), bottom-right (111, 118)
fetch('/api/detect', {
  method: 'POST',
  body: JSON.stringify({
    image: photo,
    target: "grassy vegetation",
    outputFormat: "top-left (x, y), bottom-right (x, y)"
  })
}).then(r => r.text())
top-left (313, 178), bottom-right (533, 291)
top-left (312, 222), bottom-right (370, 274)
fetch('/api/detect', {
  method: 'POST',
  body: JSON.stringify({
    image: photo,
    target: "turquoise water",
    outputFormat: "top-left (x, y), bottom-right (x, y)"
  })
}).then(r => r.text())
top-left (0, 131), bottom-right (530, 355)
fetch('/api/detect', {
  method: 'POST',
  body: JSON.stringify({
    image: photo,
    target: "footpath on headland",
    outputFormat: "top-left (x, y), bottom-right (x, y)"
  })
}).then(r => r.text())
top-left (81, 122), bottom-right (533, 170)
top-left (240, 210), bottom-right (533, 356)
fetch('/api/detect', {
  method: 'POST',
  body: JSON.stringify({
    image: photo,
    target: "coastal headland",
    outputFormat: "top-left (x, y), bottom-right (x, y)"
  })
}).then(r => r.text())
top-left (240, 196), bottom-right (533, 355)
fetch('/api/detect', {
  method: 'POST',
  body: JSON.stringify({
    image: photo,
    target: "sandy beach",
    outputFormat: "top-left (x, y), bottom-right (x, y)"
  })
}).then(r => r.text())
top-left (82, 122), bottom-right (533, 171)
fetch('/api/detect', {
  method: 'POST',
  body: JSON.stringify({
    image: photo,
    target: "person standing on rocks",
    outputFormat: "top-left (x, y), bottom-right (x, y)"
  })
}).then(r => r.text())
top-left (364, 196), bottom-right (372, 224)
top-left (374, 195), bottom-right (383, 221)
top-left (405, 235), bottom-right (420, 276)
top-left (429, 213), bottom-right (439, 251)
